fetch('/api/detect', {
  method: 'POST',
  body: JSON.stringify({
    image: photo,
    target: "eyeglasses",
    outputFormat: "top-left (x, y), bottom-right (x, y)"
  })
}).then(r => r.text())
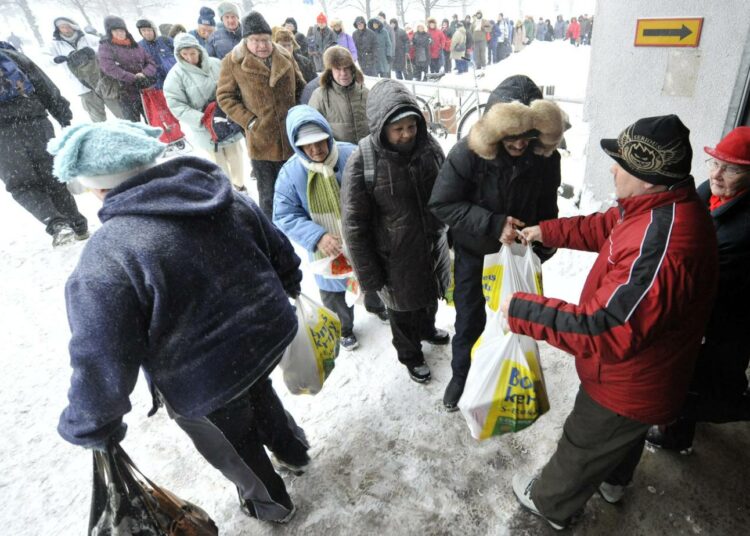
top-left (247, 37), bottom-right (272, 46)
top-left (705, 158), bottom-right (749, 177)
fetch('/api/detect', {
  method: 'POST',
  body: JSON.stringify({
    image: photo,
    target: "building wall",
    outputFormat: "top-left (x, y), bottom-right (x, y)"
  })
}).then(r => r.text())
top-left (583, 0), bottom-right (750, 204)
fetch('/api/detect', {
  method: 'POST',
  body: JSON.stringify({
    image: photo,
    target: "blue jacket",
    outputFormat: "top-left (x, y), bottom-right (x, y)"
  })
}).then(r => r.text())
top-left (206, 23), bottom-right (242, 59)
top-left (188, 29), bottom-right (208, 48)
top-left (273, 105), bottom-right (356, 292)
top-left (59, 157), bottom-right (302, 448)
top-left (138, 36), bottom-right (176, 89)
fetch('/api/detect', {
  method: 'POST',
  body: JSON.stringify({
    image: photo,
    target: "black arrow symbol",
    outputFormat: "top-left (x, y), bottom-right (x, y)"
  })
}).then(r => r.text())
top-left (643, 24), bottom-right (692, 40)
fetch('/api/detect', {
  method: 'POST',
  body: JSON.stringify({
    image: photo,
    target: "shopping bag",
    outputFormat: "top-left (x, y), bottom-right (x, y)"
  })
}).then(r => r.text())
top-left (458, 314), bottom-right (550, 440)
top-left (481, 243), bottom-right (543, 312)
top-left (141, 87), bottom-right (185, 144)
top-left (280, 293), bottom-right (341, 395)
top-left (89, 443), bottom-right (218, 536)
top-left (444, 251), bottom-right (456, 307)
top-left (309, 253), bottom-right (354, 279)
top-left (344, 275), bottom-right (365, 307)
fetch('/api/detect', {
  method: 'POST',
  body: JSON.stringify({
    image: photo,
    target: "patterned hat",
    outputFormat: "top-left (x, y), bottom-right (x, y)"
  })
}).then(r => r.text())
top-left (601, 115), bottom-right (692, 185)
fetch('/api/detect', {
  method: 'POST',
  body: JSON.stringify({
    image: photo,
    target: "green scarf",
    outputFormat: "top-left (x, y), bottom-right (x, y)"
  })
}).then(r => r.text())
top-left (303, 143), bottom-right (342, 260)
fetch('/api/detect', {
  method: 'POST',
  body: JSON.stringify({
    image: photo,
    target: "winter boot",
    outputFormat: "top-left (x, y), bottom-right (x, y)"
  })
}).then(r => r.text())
top-left (405, 360), bottom-right (431, 383)
top-left (422, 328), bottom-right (450, 345)
top-left (645, 420), bottom-right (695, 455)
top-left (443, 376), bottom-right (466, 411)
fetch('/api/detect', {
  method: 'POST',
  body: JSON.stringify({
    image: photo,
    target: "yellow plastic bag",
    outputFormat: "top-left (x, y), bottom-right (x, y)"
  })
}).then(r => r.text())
top-left (459, 312), bottom-right (550, 440)
top-left (444, 251), bottom-right (455, 307)
top-left (279, 293), bottom-right (341, 395)
top-left (482, 243), bottom-right (543, 312)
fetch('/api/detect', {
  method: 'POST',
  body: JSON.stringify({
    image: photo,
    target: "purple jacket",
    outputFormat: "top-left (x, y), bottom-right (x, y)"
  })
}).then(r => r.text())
top-left (335, 31), bottom-right (358, 62)
top-left (98, 40), bottom-right (157, 100)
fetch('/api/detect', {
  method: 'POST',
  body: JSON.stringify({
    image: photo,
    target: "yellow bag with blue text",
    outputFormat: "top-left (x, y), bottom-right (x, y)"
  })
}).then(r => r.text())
top-left (458, 313), bottom-right (549, 440)
top-left (482, 243), bottom-right (543, 312)
top-left (279, 293), bottom-right (341, 395)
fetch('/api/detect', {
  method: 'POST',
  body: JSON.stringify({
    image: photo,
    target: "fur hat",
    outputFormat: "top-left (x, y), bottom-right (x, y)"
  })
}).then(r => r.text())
top-left (330, 18), bottom-right (343, 29)
top-left (54, 17), bottom-right (79, 31)
top-left (103, 16), bottom-right (127, 34)
top-left (427, 17), bottom-right (437, 25)
top-left (48, 120), bottom-right (166, 189)
top-left (136, 19), bottom-right (158, 33)
top-left (284, 17), bottom-right (298, 31)
top-left (242, 11), bottom-right (271, 37)
top-left (272, 27), bottom-right (299, 50)
top-left (198, 7), bottom-right (216, 27)
top-left (217, 2), bottom-right (240, 19)
top-left (321, 46), bottom-right (363, 87)
top-left (468, 99), bottom-right (567, 159)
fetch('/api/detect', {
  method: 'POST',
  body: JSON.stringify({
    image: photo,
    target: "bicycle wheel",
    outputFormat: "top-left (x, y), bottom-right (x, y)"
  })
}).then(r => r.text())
top-left (457, 103), bottom-right (486, 140)
top-left (415, 95), bottom-right (434, 124)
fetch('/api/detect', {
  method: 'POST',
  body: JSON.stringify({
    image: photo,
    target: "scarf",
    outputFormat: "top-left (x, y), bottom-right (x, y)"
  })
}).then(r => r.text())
top-left (303, 143), bottom-right (343, 260)
top-left (111, 36), bottom-right (132, 47)
top-left (709, 188), bottom-right (747, 211)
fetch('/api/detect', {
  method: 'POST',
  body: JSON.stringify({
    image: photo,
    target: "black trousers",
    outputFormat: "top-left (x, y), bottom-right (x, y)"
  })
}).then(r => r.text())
top-left (364, 290), bottom-right (386, 313)
top-left (169, 375), bottom-right (309, 521)
top-left (319, 290), bottom-right (354, 337)
top-left (531, 387), bottom-right (649, 524)
top-left (664, 335), bottom-right (750, 442)
top-left (442, 49), bottom-right (452, 72)
top-left (0, 118), bottom-right (87, 235)
top-left (429, 57), bottom-right (442, 73)
top-left (387, 301), bottom-right (438, 366)
top-left (450, 245), bottom-right (486, 381)
top-left (251, 159), bottom-right (284, 219)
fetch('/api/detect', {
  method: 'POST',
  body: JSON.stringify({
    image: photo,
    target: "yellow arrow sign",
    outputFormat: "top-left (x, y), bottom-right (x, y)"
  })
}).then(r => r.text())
top-left (635, 18), bottom-right (703, 47)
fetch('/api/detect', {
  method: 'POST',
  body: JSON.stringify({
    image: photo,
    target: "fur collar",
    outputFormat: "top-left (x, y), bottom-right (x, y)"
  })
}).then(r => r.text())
top-left (468, 99), bottom-right (567, 160)
top-left (231, 41), bottom-right (293, 87)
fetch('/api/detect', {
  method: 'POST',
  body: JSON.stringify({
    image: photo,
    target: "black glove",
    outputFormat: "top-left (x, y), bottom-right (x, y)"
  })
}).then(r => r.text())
top-left (134, 75), bottom-right (151, 89)
top-left (53, 55), bottom-right (68, 64)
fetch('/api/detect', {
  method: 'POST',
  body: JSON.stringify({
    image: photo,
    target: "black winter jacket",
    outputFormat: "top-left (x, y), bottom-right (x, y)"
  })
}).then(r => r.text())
top-left (429, 136), bottom-right (560, 258)
top-left (342, 80), bottom-right (450, 311)
top-left (391, 26), bottom-right (409, 71)
top-left (353, 17), bottom-right (377, 76)
top-left (697, 180), bottom-right (750, 336)
top-left (0, 49), bottom-right (71, 126)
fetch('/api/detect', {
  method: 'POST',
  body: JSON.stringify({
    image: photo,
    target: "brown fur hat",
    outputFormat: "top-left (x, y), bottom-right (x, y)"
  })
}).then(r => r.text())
top-left (321, 45), bottom-right (364, 86)
top-left (468, 99), bottom-right (567, 159)
top-left (272, 26), bottom-right (299, 50)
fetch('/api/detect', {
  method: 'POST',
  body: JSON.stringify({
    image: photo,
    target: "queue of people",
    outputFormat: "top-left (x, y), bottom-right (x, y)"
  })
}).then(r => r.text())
top-left (0, 3), bottom-right (744, 533)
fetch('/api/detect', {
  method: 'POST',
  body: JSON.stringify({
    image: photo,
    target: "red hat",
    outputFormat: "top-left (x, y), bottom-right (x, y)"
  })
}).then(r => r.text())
top-left (704, 126), bottom-right (750, 165)
top-left (317, 13), bottom-right (327, 24)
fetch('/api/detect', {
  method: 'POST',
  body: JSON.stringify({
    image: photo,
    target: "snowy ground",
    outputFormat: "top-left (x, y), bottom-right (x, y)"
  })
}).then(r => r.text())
top-left (2, 40), bottom-right (749, 536)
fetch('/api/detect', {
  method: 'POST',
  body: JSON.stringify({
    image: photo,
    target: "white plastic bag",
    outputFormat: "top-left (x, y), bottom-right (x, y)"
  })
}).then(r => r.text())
top-left (308, 253), bottom-right (354, 279)
top-left (279, 293), bottom-right (341, 395)
top-left (459, 312), bottom-right (550, 440)
top-left (481, 243), bottom-right (543, 312)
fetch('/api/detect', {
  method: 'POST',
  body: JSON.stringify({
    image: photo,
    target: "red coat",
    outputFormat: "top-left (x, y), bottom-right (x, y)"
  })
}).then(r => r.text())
top-left (566, 20), bottom-right (580, 40)
top-left (428, 28), bottom-right (446, 59)
top-left (508, 184), bottom-right (719, 424)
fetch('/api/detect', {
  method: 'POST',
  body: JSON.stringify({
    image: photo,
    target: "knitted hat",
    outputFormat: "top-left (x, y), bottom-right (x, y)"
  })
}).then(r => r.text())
top-left (704, 127), bottom-right (750, 166)
top-left (601, 115), bottom-right (692, 185)
top-left (48, 120), bottom-right (166, 189)
top-left (388, 110), bottom-right (420, 124)
top-left (174, 32), bottom-right (202, 54)
top-left (242, 11), bottom-right (272, 37)
top-left (295, 123), bottom-right (329, 146)
top-left (284, 17), bottom-right (298, 31)
top-left (217, 2), bottom-right (240, 19)
top-left (317, 13), bottom-right (327, 25)
top-left (198, 7), bottom-right (216, 27)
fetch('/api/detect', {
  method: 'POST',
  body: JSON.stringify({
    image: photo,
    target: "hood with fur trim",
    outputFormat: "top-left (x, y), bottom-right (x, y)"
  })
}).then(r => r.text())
top-left (469, 98), bottom-right (567, 159)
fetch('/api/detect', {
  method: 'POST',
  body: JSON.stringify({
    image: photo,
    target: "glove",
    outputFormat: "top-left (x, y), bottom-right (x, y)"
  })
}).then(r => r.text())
top-left (53, 55), bottom-right (68, 64)
top-left (134, 75), bottom-right (151, 89)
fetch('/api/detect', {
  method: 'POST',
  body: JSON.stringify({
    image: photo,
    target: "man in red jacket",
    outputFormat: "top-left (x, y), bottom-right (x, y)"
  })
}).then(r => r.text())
top-left (501, 115), bottom-right (719, 530)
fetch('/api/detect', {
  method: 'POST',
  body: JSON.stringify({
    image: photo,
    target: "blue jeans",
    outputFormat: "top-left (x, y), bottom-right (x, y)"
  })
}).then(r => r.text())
top-left (455, 59), bottom-right (469, 73)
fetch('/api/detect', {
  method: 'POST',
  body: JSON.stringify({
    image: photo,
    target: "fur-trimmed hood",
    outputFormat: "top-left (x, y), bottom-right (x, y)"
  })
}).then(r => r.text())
top-left (468, 99), bottom-right (567, 159)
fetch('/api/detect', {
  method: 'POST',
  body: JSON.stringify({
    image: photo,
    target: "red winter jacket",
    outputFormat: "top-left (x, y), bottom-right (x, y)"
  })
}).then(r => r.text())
top-left (508, 184), bottom-right (719, 424)
top-left (428, 28), bottom-right (446, 59)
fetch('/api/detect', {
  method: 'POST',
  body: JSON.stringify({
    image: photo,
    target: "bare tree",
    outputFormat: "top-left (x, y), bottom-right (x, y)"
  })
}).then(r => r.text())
top-left (242, 0), bottom-right (279, 13)
top-left (392, 0), bottom-right (415, 25)
top-left (60, 0), bottom-right (97, 27)
top-left (0, 0), bottom-right (43, 46)
top-left (333, 0), bottom-right (373, 20)
top-left (413, 0), bottom-right (464, 20)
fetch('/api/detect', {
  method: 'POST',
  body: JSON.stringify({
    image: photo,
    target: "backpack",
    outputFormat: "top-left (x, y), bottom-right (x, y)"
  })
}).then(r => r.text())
top-left (201, 100), bottom-right (243, 151)
top-left (358, 135), bottom-right (378, 195)
top-left (0, 51), bottom-right (34, 103)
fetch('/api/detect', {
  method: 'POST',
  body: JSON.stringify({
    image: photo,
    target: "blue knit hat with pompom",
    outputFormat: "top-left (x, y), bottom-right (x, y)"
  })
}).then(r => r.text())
top-left (198, 7), bottom-right (215, 27)
top-left (48, 120), bottom-right (166, 189)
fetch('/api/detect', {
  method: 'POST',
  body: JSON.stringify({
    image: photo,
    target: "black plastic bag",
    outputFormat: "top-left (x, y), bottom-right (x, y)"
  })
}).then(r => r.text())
top-left (88, 443), bottom-right (218, 536)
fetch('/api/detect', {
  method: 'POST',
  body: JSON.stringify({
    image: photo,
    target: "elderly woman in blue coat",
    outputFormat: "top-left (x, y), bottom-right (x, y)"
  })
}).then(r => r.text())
top-left (273, 105), bottom-right (360, 351)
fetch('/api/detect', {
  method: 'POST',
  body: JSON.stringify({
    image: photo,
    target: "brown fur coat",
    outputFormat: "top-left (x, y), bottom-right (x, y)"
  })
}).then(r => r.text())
top-left (217, 41), bottom-right (304, 161)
